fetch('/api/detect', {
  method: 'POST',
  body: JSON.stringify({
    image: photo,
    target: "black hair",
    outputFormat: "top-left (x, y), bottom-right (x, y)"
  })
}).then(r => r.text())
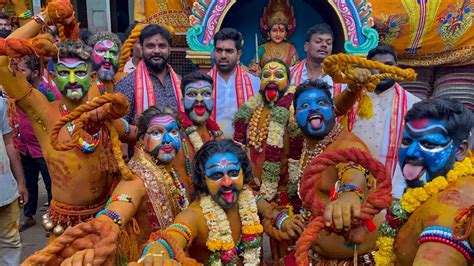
top-left (262, 58), bottom-right (290, 80)
top-left (192, 139), bottom-right (253, 195)
top-left (405, 98), bottom-right (473, 144)
top-left (0, 13), bottom-right (10, 21)
top-left (52, 39), bottom-right (92, 63)
top-left (180, 71), bottom-right (214, 95)
top-left (293, 79), bottom-right (333, 108)
top-left (305, 23), bottom-right (334, 42)
top-left (367, 45), bottom-right (398, 63)
top-left (213, 28), bottom-right (243, 51)
top-left (139, 24), bottom-right (172, 46)
top-left (21, 55), bottom-right (41, 72)
top-left (137, 105), bottom-right (181, 138)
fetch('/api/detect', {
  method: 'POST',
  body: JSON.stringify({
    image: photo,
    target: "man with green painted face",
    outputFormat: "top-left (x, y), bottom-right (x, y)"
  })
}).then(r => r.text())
top-left (0, 18), bottom-right (135, 239)
top-left (88, 32), bottom-right (126, 96)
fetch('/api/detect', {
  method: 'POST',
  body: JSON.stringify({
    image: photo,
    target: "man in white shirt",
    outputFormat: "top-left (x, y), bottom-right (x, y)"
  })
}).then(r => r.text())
top-left (209, 28), bottom-right (261, 138)
top-left (349, 45), bottom-right (421, 199)
top-left (290, 23), bottom-right (346, 95)
top-left (0, 97), bottom-right (28, 266)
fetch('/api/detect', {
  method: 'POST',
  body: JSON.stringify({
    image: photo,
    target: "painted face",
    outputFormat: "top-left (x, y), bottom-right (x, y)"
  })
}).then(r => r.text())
top-left (92, 40), bottom-right (119, 81)
top-left (142, 34), bottom-right (170, 73)
top-left (54, 58), bottom-right (92, 101)
top-left (214, 40), bottom-right (241, 74)
top-left (295, 89), bottom-right (335, 138)
top-left (304, 33), bottom-right (333, 63)
top-left (183, 80), bottom-right (213, 125)
top-left (269, 24), bottom-right (287, 44)
top-left (204, 152), bottom-right (244, 209)
top-left (399, 119), bottom-right (458, 187)
top-left (143, 115), bottom-right (181, 163)
top-left (260, 61), bottom-right (289, 105)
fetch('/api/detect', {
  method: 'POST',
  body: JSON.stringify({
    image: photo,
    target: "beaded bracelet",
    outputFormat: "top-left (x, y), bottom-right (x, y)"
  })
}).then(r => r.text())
top-left (419, 226), bottom-right (474, 261)
top-left (165, 223), bottom-right (192, 241)
top-left (157, 239), bottom-right (175, 259)
top-left (105, 193), bottom-right (133, 208)
top-left (335, 184), bottom-right (364, 200)
top-left (120, 118), bottom-right (131, 136)
top-left (274, 212), bottom-right (290, 230)
top-left (337, 162), bottom-right (371, 185)
top-left (96, 209), bottom-right (123, 226)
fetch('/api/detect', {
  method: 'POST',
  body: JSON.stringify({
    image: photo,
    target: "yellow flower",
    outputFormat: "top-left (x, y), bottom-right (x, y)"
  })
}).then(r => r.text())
top-left (374, 236), bottom-right (396, 266)
top-left (424, 176), bottom-right (448, 195)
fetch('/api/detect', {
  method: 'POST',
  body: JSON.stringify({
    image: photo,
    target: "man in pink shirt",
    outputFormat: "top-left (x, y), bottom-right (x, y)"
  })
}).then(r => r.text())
top-left (15, 55), bottom-right (58, 231)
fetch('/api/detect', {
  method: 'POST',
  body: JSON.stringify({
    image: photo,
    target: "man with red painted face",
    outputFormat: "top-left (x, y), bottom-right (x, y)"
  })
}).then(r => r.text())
top-left (209, 28), bottom-right (261, 138)
top-left (115, 24), bottom-right (183, 123)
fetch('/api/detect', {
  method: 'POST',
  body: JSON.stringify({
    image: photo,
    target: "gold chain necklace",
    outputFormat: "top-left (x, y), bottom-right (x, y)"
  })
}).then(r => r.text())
top-left (248, 104), bottom-right (270, 153)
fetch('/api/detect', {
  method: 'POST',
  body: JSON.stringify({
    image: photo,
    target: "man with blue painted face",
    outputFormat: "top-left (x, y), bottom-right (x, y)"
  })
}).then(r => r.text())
top-left (377, 98), bottom-right (473, 265)
top-left (287, 79), bottom-right (383, 264)
top-left (50, 106), bottom-right (194, 265)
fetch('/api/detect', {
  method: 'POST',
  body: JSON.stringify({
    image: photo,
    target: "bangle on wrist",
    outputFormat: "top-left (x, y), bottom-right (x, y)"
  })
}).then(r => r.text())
top-left (32, 14), bottom-right (46, 25)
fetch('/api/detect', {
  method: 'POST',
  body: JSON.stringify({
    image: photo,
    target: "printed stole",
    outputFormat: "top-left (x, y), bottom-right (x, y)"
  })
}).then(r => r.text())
top-left (210, 65), bottom-right (255, 121)
top-left (127, 147), bottom-right (180, 231)
top-left (134, 60), bottom-right (183, 118)
top-left (290, 59), bottom-right (306, 85)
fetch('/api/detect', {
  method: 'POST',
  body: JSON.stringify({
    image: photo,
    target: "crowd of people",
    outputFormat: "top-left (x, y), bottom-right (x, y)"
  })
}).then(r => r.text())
top-left (0, 2), bottom-right (473, 266)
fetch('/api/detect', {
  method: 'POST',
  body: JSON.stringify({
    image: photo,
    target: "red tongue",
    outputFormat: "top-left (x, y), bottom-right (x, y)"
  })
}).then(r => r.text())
top-left (403, 164), bottom-right (424, 181)
top-left (310, 118), bottom-right (323, 130)
top-left (266, 89), bottom-right (278, 101)
top-left (195, 105), bottom-right (206, 115)
top-left (223, 191), bottom-right (234, 203)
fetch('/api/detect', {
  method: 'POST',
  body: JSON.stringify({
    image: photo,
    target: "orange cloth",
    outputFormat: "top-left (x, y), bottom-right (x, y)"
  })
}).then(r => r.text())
top-left (372, 0), bottom-right (473, 66)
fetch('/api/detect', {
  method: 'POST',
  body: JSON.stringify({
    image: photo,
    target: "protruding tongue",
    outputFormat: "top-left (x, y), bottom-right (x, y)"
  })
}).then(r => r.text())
top-left (266, 89), bottom-right (278, 101)
top-left (223, 191), bottom-right (234, 203)
top-left (310, 118), bottom-right (322, 130)
top-left (195, 105), bottom-right (206, 115)
top-left (403, 164), bottom-right (424, 181)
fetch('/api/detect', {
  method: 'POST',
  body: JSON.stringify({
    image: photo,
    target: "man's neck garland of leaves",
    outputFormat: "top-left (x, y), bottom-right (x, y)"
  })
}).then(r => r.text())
top-left (233, 86), bottom-right (304, 200)
top-left (200, 188), bottom-right (263, 265)
top-left (374, 157), bottom-right (474, 265)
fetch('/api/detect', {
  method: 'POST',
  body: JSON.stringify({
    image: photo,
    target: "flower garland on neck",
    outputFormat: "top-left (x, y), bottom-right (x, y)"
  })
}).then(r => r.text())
top-left (374, 157), bottom-right (473, 265)
top-left (200, 188), bottom-right (263, 265)
top-left (179, 110), bottom-right (223, 151)
top-left (233, 86), bottom-right (304, 200)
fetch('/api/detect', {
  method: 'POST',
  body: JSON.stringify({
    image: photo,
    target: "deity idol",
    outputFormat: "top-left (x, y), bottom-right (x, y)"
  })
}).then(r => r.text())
top-left (249, 0), bottom-right (299, 76)
top-left (375, 98), bottom-right (474, 265)
top-left (133, 139), bottom-right (305, 265)
top-left (288, 79), bottom-right (391, 265)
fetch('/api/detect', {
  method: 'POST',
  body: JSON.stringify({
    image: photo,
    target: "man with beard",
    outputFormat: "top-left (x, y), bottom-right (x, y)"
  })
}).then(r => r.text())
top-left (51, 106), bottom-right (193, 264)
top-left (233, 59), bottom-right (296, 201)
top-left (0, 13), bottom-right (11, 38)
top-left (210, 28), bottom-right (260, 138)
top-left (376, 98), bottom-right (473, 265)
top-left (132, 139), bottom-right (303, 265)
top-left (0, 14), bottom-right (136, 239)
top-left (88, 32), bottom-right (125, 95)
top-left (115, 24), bottom-right (182, 123)
top-left (290, 23), bottom-right (347, 96)
top-left (349, 45), bottom-right (420, 199)
top-left (286, 79), bottom-right (383, 265)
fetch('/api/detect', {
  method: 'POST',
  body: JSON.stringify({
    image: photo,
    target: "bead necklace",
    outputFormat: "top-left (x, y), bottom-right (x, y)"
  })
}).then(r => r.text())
top-left (60, 104), bottom-right (100, 153)
top-left (248, 104), bottom-right (270, 153)
top-left (153, 163), bottom-right (189, 211)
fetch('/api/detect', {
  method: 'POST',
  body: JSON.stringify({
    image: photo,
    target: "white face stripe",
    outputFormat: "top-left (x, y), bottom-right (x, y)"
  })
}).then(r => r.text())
top-left (407, 123), bottom-right (448, 134)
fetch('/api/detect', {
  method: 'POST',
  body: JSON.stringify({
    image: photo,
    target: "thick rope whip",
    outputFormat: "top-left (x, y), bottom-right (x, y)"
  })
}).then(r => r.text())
top-left (45, 0), bottom-right (80, 40)
top-left (295, 148), bottom-right (392, 266)
top-left (118, 23), bottom-right (146, 72)
top-left (148, 230), bottom-right (202, 266)
top-left (21, 219), bottom-right (118, 266)
top-left (0, 34), bottom-right (57, 58)
top-left (323, 53), bottom-right (417, 119)
top-left (50, 93), bottom-right (135, 181)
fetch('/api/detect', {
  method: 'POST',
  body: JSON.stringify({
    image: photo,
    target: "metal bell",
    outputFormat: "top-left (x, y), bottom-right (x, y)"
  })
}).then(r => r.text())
top-left (43, 221), bottom-right (54, 231)
top-left (53, 224), bottom-right (64, 236)
top-left (42, 213), bottom-right (50, 220)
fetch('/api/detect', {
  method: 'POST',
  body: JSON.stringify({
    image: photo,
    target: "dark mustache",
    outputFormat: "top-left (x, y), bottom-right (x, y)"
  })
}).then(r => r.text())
top-left (307, 110), bottom-right (323, 120)
top-left (265, 82), bottom-right (279, 90)
top-left (218, 184), bottom-right (237, 194)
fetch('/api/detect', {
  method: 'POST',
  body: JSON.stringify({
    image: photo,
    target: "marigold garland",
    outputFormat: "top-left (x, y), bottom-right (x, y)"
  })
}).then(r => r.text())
top-left (179, 110), bottom-right (222, 151)
top-left (200, 188), bottom-right (262, 265)
top-left (233, 86), bottom-right (303, 200)
top-left (375, 157), bottom-right (473, 265)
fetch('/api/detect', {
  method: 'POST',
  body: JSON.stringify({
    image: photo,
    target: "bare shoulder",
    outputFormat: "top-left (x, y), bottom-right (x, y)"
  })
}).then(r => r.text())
top-left (333, 130), bottom-right (370, 153)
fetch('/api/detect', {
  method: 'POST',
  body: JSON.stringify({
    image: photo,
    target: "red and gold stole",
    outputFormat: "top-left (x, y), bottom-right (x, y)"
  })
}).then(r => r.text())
top-left (134, 60), bottom-right (183, 118)
top-left (210, 65), bottom-right (255, 121)
top-left (290, 59), bottom-right (306, 86)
